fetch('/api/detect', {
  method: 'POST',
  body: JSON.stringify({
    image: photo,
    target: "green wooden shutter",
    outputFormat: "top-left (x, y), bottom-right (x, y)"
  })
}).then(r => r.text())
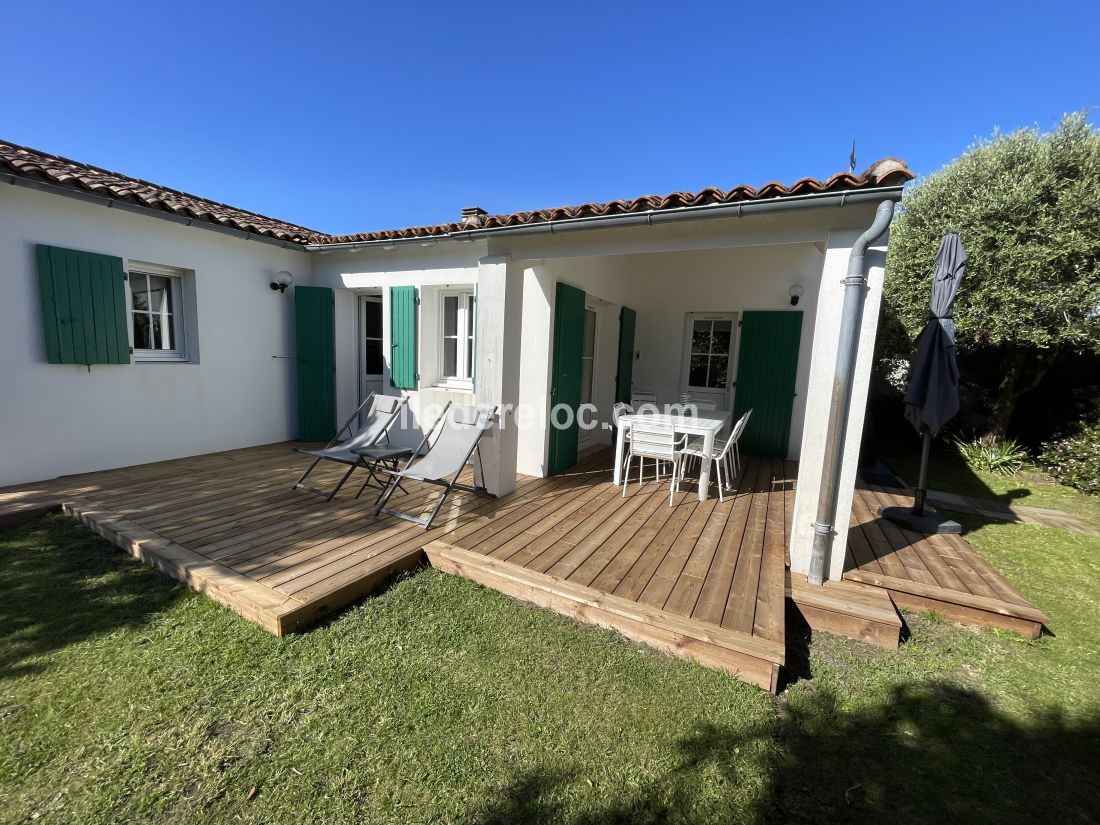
top-left (548, 281), bottom-right (587, 475)
top-left (615, 306), bottom-right (636, 404)
top-left (390, 285), bottom-right (418, 390)
top-left (295, 286), bottom-right (336, 441)
top-left (733, 311), bottom-right (803, 457)
top-left (37, 244), bottom-right (130, 365)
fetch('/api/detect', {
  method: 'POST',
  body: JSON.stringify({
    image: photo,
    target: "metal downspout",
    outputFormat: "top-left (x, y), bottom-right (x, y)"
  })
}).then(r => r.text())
top-left (807, 199), bottom-right (895, 585)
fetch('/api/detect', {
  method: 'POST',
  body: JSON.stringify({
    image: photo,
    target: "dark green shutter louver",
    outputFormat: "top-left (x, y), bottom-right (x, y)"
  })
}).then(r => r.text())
top-left (295, 286), bottom-right (336, 441)
top-left (733, 311), bottom-right (803, 457)
top-left (37, 244), bottom-right (130, 365)
top-left (547, 281), bottom-right (586, 475)
top-left (390, 285), bottom-right (418, 389)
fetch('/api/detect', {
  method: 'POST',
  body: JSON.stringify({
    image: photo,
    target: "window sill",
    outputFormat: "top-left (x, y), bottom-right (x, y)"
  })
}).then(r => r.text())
top-left (133, 351), bottom-right (191, 364)
top-left (432, 380), bottom-right (474, 392)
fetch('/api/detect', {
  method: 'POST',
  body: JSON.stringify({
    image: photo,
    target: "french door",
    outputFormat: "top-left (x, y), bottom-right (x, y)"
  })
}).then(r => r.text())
top-left (680, 312), bottom-right (738, 409)
top-left (359, 295), bottom-right (384, 402)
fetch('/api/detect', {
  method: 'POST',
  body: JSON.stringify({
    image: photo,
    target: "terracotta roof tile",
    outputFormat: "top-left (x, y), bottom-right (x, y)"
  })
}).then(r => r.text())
top-left (0, 140), bottom-right (322, 244)
top-left (320, 158), bottom-right (913, 244)
top-left (1, 138), bottom-right (913, 247)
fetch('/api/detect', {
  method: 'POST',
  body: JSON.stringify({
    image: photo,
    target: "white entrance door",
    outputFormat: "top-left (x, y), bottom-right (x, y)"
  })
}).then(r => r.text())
top-left (360, 295), bottom-right (384, 400)
top-left (679, 312), bottom-right (738, 409)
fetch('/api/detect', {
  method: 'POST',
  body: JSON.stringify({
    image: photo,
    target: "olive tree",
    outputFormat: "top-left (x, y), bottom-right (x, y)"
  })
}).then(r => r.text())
top-left (885, 113), bottom-right (1100, 441)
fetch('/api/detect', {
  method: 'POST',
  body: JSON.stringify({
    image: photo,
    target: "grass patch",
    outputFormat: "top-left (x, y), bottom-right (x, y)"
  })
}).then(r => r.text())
top-left (3, 505), bottom-right (1100, 823)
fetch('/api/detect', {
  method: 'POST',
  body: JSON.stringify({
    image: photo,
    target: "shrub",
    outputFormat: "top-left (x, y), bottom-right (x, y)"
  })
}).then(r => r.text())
top-left (955, 437), bottom-right (1028, 476)
top-left (1039, 421), bottom-right (1100, 495)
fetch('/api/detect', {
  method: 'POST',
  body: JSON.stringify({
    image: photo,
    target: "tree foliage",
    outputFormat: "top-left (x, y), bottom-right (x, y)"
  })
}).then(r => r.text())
top-left (885, 113), bottom-right (1100, 438)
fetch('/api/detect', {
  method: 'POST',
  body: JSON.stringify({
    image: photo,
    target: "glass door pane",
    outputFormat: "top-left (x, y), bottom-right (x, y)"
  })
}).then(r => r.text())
top-left (580, 309), bottom-right (596, 406)
top-left (682, 313), bottom-right (737, 402)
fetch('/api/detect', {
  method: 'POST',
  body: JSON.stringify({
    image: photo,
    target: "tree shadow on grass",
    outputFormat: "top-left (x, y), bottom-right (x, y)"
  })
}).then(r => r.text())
top-left (0, 514), bottom-right (183, 679)
top-left (470, 683), bottom-right (1100, 825)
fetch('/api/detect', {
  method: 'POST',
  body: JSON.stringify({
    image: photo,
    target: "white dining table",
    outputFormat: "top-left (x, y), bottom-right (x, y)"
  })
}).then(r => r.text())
top-left (612, 408), bottom-right (733, 502)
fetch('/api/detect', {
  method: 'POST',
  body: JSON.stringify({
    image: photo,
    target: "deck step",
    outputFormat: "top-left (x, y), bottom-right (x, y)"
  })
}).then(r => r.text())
top-left (425, 540), bottom-right (784, 693)
top-left (785, 571), bottom-right (903, 649)
top-left (844, 569), bottom-right (1048, 640)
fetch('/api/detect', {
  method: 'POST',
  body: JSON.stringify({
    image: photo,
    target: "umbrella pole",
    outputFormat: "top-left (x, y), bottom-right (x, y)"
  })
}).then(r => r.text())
top-left (881, 427), bottom-right (961, 535)
top-left (913, 427), bottom-right (932, 516)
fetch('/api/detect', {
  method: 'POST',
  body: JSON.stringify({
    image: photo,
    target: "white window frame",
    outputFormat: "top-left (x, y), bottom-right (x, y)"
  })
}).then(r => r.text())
top-left (126, 260), bottom-right (188, 363)
top-left (436, 288), bottom-right (475, 388)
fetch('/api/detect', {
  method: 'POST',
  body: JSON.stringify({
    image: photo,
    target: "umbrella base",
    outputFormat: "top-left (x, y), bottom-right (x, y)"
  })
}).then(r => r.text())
top-left (879, 505), bottom-right (962, 535)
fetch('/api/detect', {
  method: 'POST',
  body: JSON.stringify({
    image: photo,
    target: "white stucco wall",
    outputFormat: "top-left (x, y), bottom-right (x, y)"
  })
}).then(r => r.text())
top-left (0, 185), bottom-right (307, 486)
top-left (789, 232), bottom-right (888, 581)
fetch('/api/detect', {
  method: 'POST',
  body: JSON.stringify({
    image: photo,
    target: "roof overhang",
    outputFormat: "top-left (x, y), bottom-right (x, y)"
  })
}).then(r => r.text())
top-left (4, 172), bottom-right (311, 252)
top-left (304, 185), bottom-right (905, 254)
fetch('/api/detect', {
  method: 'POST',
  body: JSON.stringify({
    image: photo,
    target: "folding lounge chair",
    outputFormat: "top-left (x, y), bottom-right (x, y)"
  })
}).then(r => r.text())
top-left (292, 393), bottom-right (407, 501)
top-left (374, 402), bottom-right (497, 529)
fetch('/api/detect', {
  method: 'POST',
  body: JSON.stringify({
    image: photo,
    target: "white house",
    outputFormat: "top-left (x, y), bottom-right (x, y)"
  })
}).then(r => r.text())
top-left (0, 140), bottom-right (912, 583)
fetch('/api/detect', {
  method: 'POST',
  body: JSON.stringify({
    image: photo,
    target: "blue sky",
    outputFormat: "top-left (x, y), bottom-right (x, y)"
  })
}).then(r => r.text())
top-left (3, 1), bottom-right (1097, 235)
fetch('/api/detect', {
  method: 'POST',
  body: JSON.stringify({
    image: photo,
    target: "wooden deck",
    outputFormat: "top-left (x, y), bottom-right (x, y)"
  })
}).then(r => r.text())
top-left (0, 443), bottom-right (1048, 690)
top-left (0, 443), bottom-right (519, 635)
top-left (426, 449), bottom-right (799, 691)
top-left (845, 483), bottom-right (1050, 639)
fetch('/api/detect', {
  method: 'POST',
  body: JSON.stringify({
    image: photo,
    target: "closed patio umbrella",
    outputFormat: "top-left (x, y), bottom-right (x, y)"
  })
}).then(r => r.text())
top-left (882, 233), bottom-right (967, 534)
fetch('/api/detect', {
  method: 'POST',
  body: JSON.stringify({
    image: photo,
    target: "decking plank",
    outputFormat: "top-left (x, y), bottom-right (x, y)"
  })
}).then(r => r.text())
top-left (753, 459), bottom-right (789, 645)
top-left (860, 485), bottom-right (969, 592)
top-left (611, 491), bottom-right (698, 602)
top-left (638, 494), bottom-right (719, 611)
top-left (691, 457), bottom-right (761, 626)
top-left (720, 458), bottom-right (772, 635)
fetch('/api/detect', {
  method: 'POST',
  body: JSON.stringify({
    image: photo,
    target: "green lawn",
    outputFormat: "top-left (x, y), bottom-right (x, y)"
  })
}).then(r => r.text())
top-left (2, 488), bottom-right (1099, 822)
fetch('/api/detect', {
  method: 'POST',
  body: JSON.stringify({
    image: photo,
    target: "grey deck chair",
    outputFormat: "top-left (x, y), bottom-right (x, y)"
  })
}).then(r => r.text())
top-left (293, 393), bottom-right (407, 501)
top-left (374, 402), bottom-right (497, 529)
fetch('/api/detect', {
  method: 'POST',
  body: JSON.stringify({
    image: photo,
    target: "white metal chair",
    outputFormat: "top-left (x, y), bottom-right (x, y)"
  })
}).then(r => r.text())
top-left (727, 409), bottom-right (752, 477)
top-left (611, 401), bottom-right (633, 477)
top-left (293, 393), bottom-right (407, 501)
top-left (680, 409), bottom-right (752, 502)
top-left (691, 399), bottom-right (718, 411)
top-left (630, 391), bottom-right (657, 407)
top-left (622, 419), bottom-right (688, 506)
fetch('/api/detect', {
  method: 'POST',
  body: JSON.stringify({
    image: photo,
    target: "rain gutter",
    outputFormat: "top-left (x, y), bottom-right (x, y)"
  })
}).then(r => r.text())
top-left (304, 186), bottom-right (905, 252)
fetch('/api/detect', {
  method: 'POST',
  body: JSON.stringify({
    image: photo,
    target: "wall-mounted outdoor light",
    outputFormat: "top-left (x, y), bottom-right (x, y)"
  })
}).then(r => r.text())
top-left (789, 284), bottom-right (804, 306)
top-left (270, 271), bottom-right (294, 293)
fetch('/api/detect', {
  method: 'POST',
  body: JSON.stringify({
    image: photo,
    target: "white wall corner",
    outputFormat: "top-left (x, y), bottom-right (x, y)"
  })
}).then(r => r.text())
top-left (473, 255), bottom-right (522, 495)
top-left (789, 230), bottom-right (886, 581)
top-left (515, 263), bottom-right (554, 477)
top-left (333, 289), bottom-right (359, 425)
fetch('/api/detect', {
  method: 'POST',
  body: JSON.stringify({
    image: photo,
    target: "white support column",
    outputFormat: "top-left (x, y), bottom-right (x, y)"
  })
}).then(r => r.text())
top-left (789, 230), bottom-right (888, 581)
top-left (474, 255), bottom-right (523, 496)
